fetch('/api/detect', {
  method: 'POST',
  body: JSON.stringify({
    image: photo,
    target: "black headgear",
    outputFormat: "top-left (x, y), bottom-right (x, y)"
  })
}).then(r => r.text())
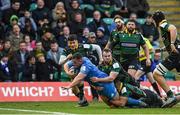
top-left (152, 11), bottom-right (165, 26)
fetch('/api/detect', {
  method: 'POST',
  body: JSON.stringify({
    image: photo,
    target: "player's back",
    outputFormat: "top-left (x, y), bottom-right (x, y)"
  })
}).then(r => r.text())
top-left (81, 57), bottom-right (118, 99)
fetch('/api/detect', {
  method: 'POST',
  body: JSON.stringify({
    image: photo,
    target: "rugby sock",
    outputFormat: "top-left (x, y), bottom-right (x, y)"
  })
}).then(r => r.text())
top-left (152, 82), bottom-right (161, 97)
top-left (167, 90), bottom-right (174, 98)
top-left (127, 97), bottom-right (141, 106)
top-left (78, 85), bottom-right (85, 101)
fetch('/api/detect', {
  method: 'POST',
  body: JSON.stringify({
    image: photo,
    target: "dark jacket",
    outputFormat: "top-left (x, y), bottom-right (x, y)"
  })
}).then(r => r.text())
top-left (0, 61), bottom-right (16, 81)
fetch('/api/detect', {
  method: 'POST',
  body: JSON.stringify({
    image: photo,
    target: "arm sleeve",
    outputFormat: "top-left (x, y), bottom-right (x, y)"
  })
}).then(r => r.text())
top-left (79, 65), bottom-right (89, 75)
top-left (91, 44), bottom-right (103, 61)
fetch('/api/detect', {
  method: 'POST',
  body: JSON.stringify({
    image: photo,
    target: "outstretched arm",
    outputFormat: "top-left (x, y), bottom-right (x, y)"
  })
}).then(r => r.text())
top-left (62, 73), bottom-right (86, 89)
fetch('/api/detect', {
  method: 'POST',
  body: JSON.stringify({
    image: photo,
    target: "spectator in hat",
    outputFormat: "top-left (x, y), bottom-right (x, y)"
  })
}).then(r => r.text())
top-left (5, 15), bottom-right (19, 34)
top-left (2, 0), bottom-right (23, 25)
top-left (96, 27), bottom-right (108, 49)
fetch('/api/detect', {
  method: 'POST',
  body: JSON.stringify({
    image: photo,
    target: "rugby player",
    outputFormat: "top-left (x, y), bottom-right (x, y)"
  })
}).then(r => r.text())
top-left (152, 11), bottom-right (180, 107)
top-left (59, 34), bottom-right (103, 106)
top-left (62, 53), bottom-right (148, 108)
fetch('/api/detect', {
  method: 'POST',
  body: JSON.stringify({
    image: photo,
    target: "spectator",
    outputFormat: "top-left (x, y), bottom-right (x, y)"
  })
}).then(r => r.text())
top-left (7, 24), bottom-right (24, 51)
top-left (33, 40), bottom-right (46, 59)
top-left (67, 0), bottom-right (86, 24)
top-left (47, 40), bottom-right (64, 81)
top-left (88, 10), bottom-right (109, 36)
top-left (41, 29), bottom-right (55, 51)
top-left (87, 32), bottom-right (97, 44)
top-left (113, 0), bottom-right (128, 18)
top-left (5, 15), bottom-right (19, 34)
top-left (0, 53), bottom-right (16, 82)
top-left (129, 13), bottom-right (142, 32)
top-left (78, 27), bottom-right (89, 44)
top-left (32, 0), bottom-right (52, 27)
top-left (19, 10), bottom-right (37, 33)
top-left (51, 2), bottom-right (67, 28)
top-left (96, 27), bottom-right (108, 49)
top-left (11, 41), bottom-right (30, 81)
top-left (1, 40), bottom-right (13, 59)
top-left (95, 0), bottom-right (116, 18)
top-left (142, 14), bottom-right (159, 47)
top-left (23, 34), bottom-right (36, 52)
top-left (53, 19), bottom-right (68, 37)
top-left (68, 12), bottom-right (87, 36)
top-left (0, 0), bottom-right (11, 18)
top-left (127, 0), bottom-right (149, 18)
top-left (36, 53), bottom-right (55, 81)
top-left (47, 40), bottom-right (64, 64)
top-left (56, 26), bottom-right (70, 48)
top-left (2, 0), bottom-right (23, 25)
top-left (22, 55), bottom-right (36, 81)
top-left (21, 17), bottom-right (37, 40)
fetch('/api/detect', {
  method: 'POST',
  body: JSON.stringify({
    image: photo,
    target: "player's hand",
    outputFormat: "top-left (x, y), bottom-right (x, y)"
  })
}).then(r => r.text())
top-left (99, 59), bottom-right (103, 65)
top-left (171, 44), bottom-right (179, 54)
top-left (91, 77), bottom-right (99, 82)
top-left (67, 54), bottom-right (73, 60)
top-left (146, 59), bottom-right (151, 66)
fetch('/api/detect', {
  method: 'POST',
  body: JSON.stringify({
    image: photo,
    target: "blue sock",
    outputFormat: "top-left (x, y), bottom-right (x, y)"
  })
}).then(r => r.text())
top-left (127, 97), bottom-right (140, 106)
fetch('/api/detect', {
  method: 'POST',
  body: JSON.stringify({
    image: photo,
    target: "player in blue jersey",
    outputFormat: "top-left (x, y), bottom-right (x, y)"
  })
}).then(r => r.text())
top-left (62, 53), bottom-right (148, 108)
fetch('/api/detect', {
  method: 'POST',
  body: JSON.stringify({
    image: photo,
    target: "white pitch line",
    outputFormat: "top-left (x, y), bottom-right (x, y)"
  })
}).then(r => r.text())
top-left (0, 107), bottom-right (77, 115)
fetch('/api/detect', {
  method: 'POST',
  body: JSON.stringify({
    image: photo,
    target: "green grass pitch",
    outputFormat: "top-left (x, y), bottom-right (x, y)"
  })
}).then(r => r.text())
top-left (0, 102), bottom-right (179, 114)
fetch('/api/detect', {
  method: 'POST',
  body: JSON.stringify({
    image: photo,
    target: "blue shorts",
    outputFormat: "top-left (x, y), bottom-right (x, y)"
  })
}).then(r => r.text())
top-left (98, 82), bottom-right (118, 100)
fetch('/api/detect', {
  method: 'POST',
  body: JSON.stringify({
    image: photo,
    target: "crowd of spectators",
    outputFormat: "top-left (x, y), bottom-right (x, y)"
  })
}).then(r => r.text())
top-left (0, 0), bottom-right (162, 82)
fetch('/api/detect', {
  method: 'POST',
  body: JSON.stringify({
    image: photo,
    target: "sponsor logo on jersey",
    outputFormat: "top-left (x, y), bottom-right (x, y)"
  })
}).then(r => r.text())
top-left (121, 43), bottom-right (137, 47)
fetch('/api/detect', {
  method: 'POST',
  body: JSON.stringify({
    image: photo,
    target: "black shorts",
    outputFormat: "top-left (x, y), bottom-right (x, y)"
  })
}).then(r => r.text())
top-left (121, 59), bottom-right (140, 71)
top-left (139, 59), bottom-right (152, 74)
top-left (141, 89), bottom-right (163, 108)
top-left (161, 52), bottom-right (180, 72)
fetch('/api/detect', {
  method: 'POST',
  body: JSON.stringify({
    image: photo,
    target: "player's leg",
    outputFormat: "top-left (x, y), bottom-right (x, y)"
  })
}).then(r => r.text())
top-left (146, 72), bottom-right (161, 97)
top-left (72, 82), bottom-right (88, 106)
top-left (153, 59), bottom-right (175, 98)
top-left (127, 60), bottom-right (139, 77)
top-left (90, 86), bottom-right (99, 101)
top-left (77, 82), bottom-right (88, 106)
top-left (162, 95), bottom-right (180, 108)
top-left (140, 89), bottom-right (164, 108)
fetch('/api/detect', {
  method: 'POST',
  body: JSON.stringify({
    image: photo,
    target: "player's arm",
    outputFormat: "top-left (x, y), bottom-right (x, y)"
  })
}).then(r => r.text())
top-left (168, 25), bottom-right (179, 53)
top-left (64, 60), bottom-right (76, 78)
top-left (142, 44), bottom-right (151, 66)
top-left (91, 71), bottom-right (118, 82)
top-left (59, 54), bottom-right (72, 65)
top-left (84, 44), bottom-right (103, 63)
top-left (105, 40), bottom-right (111, 49)
top-left (63, 73), bottom-right (86, 89)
